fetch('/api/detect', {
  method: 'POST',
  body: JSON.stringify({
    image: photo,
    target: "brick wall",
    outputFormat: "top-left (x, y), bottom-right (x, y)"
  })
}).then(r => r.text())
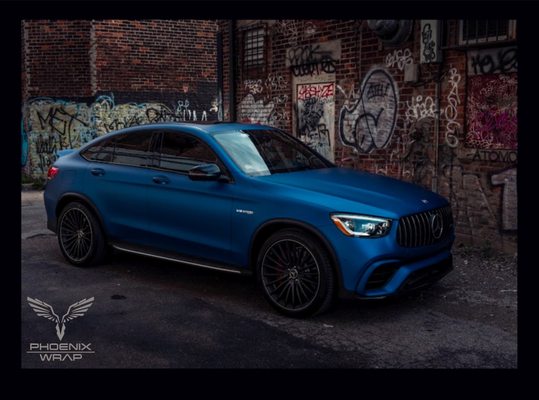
top-left (93, 19), bottom-right (217, 92)
top-left (21, 19), bottom-right (219, 179)
top-left (22, 20), bottom-right (93, 99)
top-left (219, 19), bottom-right (517, 253)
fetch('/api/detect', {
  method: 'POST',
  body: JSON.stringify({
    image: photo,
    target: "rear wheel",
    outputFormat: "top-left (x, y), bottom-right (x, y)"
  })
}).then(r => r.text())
top-left (57, 201), bottom-right (107, 266)
top-left (257, 229), bottom-right (336, 317)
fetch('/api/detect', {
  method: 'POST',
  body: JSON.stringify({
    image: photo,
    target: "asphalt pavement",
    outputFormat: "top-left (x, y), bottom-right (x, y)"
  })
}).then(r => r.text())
top-left (21, 190), bottom-right (517, 368)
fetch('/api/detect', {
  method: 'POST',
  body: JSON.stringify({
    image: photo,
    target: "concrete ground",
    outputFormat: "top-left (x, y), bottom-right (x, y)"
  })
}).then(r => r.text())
top-left (21, 190), bottom-right (517, 368)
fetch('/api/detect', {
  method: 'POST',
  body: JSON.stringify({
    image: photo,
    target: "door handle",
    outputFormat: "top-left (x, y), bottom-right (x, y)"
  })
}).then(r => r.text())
top-left (152, 175), bottom-right (170, 185)
top-left (90, 168), bottom-right (105, 176)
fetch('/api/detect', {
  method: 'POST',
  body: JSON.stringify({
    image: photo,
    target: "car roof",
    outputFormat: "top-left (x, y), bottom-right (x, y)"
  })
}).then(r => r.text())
top-left (116, 122), bottom-right (276, 137)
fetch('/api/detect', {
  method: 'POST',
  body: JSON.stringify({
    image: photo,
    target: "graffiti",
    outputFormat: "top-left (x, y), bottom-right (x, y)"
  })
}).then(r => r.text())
top-left (286, 41), bottom-right (340, 77)
top-left (23, 93), bottom-right (218, 177)
top-left (23, 98), bottom-right (93, 176)
top-left (92, 94), bottom-right (213, 135)
top-left (468, 47), bottom-right (517, 76)
top-left (466, 73), bottom-right (517, 149)
top-left (404, 95), bottom-right (436, 125)
top-left (271, 20), bottom-right (316, 47)
top-left (244, 79), bottom-right (263, 95)
top-left (296, 82), bottom-right (335, 161)
top-left (21, 121), bottom-right (28, 167)
top-left (264, 73), bottom-right (288, 92)
top-left (470, 149), bottom-right (517, 163)
top-left (491, 168), bottom-right (517, 231)
top-left (400, 118), bottom-right (436, 185)
top-left (297, 82), bottom-right (334, 100)
top-left (239, 73), bottom-right (291, 129)
top-left (339, 67), bottom-right (399, 153)
top-left (421, 23), bottom-right (436, 63)
top-left (443, 67), bottom-right (461, 148)
top-left (239, 94), bottom-right (275, 125)
top-left (385, 48), bottom-right (413, 71)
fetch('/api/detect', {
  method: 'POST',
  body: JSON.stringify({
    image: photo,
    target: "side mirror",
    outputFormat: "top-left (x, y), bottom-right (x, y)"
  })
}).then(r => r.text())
top-left (188, 163), bottom-right (222, 181)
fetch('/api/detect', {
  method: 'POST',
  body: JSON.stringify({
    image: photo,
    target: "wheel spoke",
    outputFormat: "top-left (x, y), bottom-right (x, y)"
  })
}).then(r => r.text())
top-left (265, 274), bottom-right (288, 286)
top-left (265, 254), bottom-right (286, 269)
top-left (261, 239), bottom-right (320, 311)
top-left (60, 209), bottom-right (93, 261)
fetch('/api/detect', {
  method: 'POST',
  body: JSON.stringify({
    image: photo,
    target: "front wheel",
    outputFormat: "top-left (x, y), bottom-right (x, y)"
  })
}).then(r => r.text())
top-left (57, 201), bottom-right (107, 267)
top-left (257, 229), bottom-right (336, 317)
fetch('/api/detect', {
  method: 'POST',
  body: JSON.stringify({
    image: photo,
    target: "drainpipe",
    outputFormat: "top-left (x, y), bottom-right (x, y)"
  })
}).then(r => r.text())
top-left (216, 31), bottom-right (224, 121)
top-left (228, 19), bottom-right (237, 122)
top-left (432, 65), bottom-right (441, 193)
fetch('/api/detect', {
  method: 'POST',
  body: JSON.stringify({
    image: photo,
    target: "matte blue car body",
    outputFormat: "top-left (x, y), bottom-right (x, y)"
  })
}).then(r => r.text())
top-left (44, 122), bottom-right (454, 298)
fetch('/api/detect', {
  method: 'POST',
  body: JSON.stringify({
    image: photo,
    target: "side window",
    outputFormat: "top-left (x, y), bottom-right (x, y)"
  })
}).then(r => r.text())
top-left (81, 137), bottom-right (115, 162)
top-left (159, 132), bottom-right (218, 174)
top-left (112, 132), bottom-right (154, 167)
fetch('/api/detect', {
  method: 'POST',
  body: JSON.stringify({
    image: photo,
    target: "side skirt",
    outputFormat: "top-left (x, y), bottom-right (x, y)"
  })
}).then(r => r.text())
top-left (111, 242), bottom-right (251, 276)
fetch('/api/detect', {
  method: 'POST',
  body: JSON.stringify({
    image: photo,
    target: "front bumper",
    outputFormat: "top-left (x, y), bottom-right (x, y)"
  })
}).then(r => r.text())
top-left (356, 252), bottom-right (453, 298)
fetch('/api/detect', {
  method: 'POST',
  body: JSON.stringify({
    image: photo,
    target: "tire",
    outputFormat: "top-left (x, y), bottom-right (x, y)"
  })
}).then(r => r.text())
top-left (257, 228), bottom-right (336, 317)
top-left (57, 201), bottom-right (107, 267)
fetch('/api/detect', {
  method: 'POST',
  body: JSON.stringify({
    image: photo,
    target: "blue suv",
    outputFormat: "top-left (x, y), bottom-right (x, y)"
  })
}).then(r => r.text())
top-left (44, 123), bottom-right (454, 317)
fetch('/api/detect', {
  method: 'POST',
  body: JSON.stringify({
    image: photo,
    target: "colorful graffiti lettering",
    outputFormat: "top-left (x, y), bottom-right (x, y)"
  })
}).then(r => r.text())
top-left (466, 73), bottom-right (517, 149)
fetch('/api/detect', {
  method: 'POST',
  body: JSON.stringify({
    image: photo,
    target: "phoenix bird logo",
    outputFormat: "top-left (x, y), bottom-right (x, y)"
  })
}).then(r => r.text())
top-left (27, 297), bottom-right (95, 341)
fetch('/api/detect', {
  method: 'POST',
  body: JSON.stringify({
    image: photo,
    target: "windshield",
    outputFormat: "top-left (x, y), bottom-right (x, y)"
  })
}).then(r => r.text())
top-left (214, 129), bottom-right (334, 176)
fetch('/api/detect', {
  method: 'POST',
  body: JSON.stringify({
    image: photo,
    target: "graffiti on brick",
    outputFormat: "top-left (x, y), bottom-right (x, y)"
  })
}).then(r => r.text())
top-left (339, 67), bottom-right (399, 153)
top-left (404, 95), bottom-right (436, 125)
top-left (244, 79), bottom-right (264, 95)
top-left (491, 167), bottom-right (517, 231)
top-left (421, 22), bottom-right (436, 63)
top-left (385, 48), bottom-right (413, 71)
top-left (238, 94), bottom-right (275, 125)
top-left (271, 20), bottom-right (316, 47)
top-left (92, 95), bottom-right (212, 134)
top-left (286, 41), bottom-right (340, 78)
top-left (442, 67), bottom-right (461, 148)
top-left (239, 73), bottom-right (290, 129)
top-left (22, 93), bottom-right (219, 177)
top-left (470, 149), bottom-right (518, 163)
top-left (22, 98), bottom-right (94, 176)
top-left (296, 82), bottom-right (335, 161)
top-left (21, 121), bottom-right (29, 167)
top-left (468, 47), bottom-right (517, 76)
top-left (466, 73), bottom-right (517, 149)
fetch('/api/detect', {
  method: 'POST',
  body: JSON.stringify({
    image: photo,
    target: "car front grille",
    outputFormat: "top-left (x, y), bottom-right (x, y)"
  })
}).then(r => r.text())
top-left (397, 205), bottom-right (453, 248)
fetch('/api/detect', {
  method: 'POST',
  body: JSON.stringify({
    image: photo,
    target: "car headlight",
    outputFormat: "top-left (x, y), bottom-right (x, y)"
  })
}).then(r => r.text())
top-left (330, 213), bottom-right (392, 238)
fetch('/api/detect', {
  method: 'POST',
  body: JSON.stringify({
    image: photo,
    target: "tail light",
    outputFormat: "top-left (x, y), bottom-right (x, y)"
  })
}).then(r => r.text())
top-left (47, 166), bottom-right (59, 180)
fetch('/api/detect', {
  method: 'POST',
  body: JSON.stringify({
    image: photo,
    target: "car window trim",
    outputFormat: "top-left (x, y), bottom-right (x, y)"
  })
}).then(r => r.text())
top-left (154, 129), bottom-right (234, 182)
top-left (82, 129), bottom-right (234, 183)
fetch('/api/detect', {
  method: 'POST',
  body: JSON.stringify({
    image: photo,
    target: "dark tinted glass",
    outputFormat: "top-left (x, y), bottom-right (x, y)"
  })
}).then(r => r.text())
top-left (81, 137), bottom-right (115, 162)
top-left (112, 132), bottom-right (154, 167)
top-left (159, 132), bottom-right (218, 173)
top-left (81, 131), bottom-right (154, 166)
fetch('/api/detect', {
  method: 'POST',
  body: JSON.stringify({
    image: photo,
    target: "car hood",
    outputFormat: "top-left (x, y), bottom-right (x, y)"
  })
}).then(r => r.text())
top-left (258, 167), bottom-right (448, 217)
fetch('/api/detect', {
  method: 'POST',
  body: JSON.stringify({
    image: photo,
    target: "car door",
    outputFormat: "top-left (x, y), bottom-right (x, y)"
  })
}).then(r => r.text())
top-left (144, 130), bottom-right (235, 265)
top-left (81, 129), bottom-right (160, 246)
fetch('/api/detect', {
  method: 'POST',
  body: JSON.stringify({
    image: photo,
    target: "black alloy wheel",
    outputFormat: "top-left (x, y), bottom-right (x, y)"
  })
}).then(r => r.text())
top-left (58, 202), bottom-right (107, 266)
top-left (258, 229), bottom-right (335, 317)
